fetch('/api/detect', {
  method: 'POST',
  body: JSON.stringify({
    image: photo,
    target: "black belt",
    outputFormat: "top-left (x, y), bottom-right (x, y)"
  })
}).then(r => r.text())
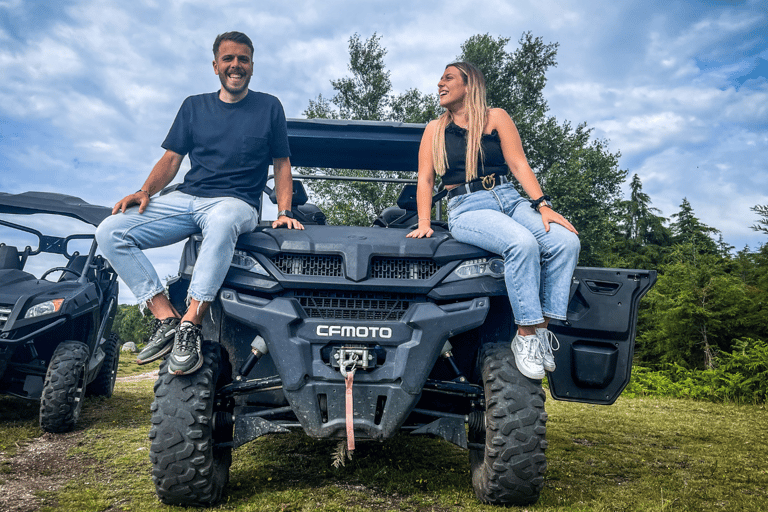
top-left (447, 175), bottom-right (508, 199)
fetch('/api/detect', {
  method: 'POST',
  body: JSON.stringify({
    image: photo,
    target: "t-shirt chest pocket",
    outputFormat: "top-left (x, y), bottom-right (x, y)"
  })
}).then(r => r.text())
top-left (240, 136), bottom-right (269, 166)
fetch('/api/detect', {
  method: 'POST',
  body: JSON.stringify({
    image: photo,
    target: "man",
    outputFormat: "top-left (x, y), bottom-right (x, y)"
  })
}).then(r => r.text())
top-left (96, 31), bottom-right (303, 376)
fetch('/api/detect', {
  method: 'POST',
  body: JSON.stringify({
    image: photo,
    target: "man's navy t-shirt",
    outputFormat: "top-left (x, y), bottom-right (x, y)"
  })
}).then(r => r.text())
top-left (162, 90), bottom-right (291, 210)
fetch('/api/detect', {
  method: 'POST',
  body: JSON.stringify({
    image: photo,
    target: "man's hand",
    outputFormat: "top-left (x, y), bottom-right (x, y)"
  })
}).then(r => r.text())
top-left (272, 215), bottom-right (304, 230)
top-left (112, 190), bottom-right (150, 215)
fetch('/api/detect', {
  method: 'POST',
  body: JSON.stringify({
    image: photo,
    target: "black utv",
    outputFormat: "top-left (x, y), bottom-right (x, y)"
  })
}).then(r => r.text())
top-left (0, 192), bottom-right (120, 433)
top-left (149, 119), bottom-right (656, 507)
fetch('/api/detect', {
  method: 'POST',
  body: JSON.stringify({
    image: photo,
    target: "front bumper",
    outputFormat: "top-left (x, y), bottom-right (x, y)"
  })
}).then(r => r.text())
top-left (217, 288), bottom-right (489, 441)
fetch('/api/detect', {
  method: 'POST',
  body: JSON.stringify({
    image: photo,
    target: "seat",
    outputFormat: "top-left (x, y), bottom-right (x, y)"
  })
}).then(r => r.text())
top-left (373, 185), bottom-right (418, 228)
top-left (59, 254), bottom-right (96, 282)
top-left (267, 180), bottom-right (326, 225)
top-left (0, 245), bottom-right (21, 270)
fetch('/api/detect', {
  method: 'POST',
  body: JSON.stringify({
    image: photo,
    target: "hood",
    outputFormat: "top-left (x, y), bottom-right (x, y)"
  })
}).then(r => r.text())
top-left (237, 225), bottom-right (491, 282)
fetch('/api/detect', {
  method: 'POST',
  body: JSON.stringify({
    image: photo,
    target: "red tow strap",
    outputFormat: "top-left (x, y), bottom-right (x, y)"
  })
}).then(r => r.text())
top-left (345, 369), bottom-right (355, 452)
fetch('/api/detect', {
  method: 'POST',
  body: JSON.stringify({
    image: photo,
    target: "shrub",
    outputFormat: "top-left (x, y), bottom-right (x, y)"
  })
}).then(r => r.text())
top-left (624, 338), bottom-right (768, 404)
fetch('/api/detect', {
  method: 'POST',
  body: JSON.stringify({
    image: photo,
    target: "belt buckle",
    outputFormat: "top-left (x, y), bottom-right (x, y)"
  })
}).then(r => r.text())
top-left (481, 175), bottom-right (496, 190)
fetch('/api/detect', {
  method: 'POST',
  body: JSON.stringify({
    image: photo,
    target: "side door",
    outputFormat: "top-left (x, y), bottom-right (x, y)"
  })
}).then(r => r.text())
top-left (547, 267), bottom-right (656, 404)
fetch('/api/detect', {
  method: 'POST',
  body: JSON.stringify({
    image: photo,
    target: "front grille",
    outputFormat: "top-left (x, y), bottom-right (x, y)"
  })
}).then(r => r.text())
top-left (294, 291), bottom-right (418, 321)
top-left (0, 306), bottom-right (12, 329)
top-left (271, 253), bottom-right (343, 277)
top-left (371, 257), bottom-right (441, 280)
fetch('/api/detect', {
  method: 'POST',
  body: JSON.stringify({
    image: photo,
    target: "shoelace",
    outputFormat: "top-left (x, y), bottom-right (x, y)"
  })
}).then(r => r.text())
top-left (541, 330), bottom-right (560, 355)
top-left (148, 318), bottom-right (165, 343)
top-left (175, 326), bottom-right (199, 353)
top-left (524, 336), bottom-right (544, 363)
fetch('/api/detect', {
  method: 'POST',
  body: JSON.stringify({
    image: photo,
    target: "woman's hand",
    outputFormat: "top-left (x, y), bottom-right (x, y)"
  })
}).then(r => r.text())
top-left (540, 206), bottom-right (579, 234)
top-left (406, 220), bottom-right (434, 238)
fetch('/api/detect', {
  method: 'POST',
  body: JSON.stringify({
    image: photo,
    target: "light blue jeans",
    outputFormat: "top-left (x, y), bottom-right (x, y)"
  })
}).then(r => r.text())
top-left (96, 191), bottom-right (259, 305)
top-left (447, 182), bottom-right (580, 326)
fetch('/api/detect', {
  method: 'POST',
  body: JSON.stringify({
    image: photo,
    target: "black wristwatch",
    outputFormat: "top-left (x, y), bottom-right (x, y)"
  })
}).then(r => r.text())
top-left (530, 195), bottom-right (552, 211)
top-left (277, 209), bottom-right (294, 219)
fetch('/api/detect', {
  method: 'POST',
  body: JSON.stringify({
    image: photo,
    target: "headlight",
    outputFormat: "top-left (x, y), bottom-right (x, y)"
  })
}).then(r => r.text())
top-left (24, 299), bottom-right (64, 319)
top-left (452, 257), bottom-right (505, 279)
top-left (231, 250), bottom-right (270, 276)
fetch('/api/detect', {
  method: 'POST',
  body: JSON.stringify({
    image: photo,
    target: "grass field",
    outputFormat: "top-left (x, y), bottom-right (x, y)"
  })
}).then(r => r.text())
top-left (1, 352), bottom-right (766, 512)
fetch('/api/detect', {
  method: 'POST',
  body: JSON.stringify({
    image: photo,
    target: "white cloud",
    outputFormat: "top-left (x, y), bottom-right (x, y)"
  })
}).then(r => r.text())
top-left (1, 0), bottom-right (767, 295)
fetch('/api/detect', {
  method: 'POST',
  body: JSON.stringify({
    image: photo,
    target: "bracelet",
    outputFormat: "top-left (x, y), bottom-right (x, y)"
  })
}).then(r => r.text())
top-left (136, 189), bottom-right (150, 198)
top-left (418, 218), bottom-right (431, 222)
top-left (530, 195), bottom-right (551, 211)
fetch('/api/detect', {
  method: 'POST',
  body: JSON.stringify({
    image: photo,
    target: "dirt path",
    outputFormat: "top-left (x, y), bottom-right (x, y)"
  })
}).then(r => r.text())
top-left (0, 431), bottom-right (92, 512)
top-left (115, 370), bottom-right (159, 382)
top-left (0, 372), bottom-right (157, 511)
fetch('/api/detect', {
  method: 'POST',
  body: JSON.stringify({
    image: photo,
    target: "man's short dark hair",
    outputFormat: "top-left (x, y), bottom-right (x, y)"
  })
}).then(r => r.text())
top-left (213, 32), bottom-right (254, 58)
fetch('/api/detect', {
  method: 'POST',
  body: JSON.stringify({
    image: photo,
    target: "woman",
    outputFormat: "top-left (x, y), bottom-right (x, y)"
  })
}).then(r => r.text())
top-left (406, 62), bottom-right (580, 380)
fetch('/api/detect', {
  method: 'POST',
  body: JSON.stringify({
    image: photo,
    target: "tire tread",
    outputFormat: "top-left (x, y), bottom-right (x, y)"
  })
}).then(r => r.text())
top-left (469, 343), bottom-right (547, 505)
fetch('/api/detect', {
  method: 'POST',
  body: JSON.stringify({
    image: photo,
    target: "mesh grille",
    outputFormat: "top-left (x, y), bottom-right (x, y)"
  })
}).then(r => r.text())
top-left (294, 290), bottom-right (417, 321)
top-left (271, 253), bottom-right (343, 277)
top-left (0, 306), bottom-right (11, 329)
top-left (370, 257), bottom-right (441, 280)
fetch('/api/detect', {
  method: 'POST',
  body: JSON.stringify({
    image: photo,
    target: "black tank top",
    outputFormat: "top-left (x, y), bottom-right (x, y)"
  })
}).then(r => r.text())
top-left (441, 123), bottom-right (509, 186)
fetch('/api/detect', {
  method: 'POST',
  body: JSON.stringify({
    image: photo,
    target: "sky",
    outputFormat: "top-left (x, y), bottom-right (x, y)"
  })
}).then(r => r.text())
top-left (1, 0), bottom-right (767, 303)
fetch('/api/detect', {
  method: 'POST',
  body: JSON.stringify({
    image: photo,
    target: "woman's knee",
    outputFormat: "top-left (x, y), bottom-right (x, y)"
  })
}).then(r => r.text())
top-left (504, 231), bottom-right (539, 259)
top-left (564, 231), bottom-right (581, 256)
top-left (552, 229), bottom-right (581, 260)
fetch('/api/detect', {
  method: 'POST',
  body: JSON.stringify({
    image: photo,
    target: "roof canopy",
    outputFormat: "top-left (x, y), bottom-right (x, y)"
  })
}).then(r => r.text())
top-left (287, 118), bottom-right (425, 172)
top-left (0, 191), bottom-right (112, 226)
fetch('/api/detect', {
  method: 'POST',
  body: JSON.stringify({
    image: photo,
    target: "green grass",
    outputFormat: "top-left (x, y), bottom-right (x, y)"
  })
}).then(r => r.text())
top-left (116, 348), bottom-right (163, 378)
top-left (0, 395), bottom-right (42, 458)
top-left (1, 352), bottom-right (767, 511)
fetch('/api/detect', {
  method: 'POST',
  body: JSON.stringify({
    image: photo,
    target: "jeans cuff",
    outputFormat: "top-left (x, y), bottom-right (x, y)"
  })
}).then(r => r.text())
top-left (135, 287), bottom-right (169, 308)
top-left (516, 318), bottom-right (545, 327)
top-left (186, 290), bottom-right (217, 304)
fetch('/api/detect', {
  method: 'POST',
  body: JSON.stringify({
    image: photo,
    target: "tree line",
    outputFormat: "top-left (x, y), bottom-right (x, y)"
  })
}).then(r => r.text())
top-left (115, 32), bottom-right (768, 401)
top-left (300, 32), bottom-right (768, 378)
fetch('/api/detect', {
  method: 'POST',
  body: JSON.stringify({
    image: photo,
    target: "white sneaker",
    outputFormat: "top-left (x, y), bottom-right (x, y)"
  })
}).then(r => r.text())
top-left (511, 333), bottom-right (545, 380)
top-left (536, 328), bottom-right (560, 373)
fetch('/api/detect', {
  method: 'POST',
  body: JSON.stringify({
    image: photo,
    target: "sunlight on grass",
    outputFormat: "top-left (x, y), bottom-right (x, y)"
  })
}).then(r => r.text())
top-left (116, 349), bottom-right (162, 378)
top-left (0, 396), bottom-right (41, 457)
top-left (3, 375), bottom-right (767, 511)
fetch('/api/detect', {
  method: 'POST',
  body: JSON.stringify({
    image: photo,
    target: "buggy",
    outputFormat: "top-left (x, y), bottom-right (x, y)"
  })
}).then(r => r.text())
top-left (0, 192), bottom-right (120, 433)
top-left (149, 118), bottom-right (656, 506)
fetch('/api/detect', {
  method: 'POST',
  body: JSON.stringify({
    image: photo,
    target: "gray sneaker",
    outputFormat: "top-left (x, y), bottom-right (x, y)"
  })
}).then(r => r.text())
top-left (168, 321), bottom-right (203, 376)
top-left (536, 328), bottom-right (560, 373)
top-left (136, 317), bottom-right (180, 364)
top-left (511, 333), bottom-right (545, 380)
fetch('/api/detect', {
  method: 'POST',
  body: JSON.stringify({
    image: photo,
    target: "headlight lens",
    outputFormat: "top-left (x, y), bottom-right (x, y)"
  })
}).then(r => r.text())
top-left (24, 299), bottom-right (64, 319)
top-left (231, 250), bottom-right (270, 276)
top-left (452, 257), bottom-right (505, 279)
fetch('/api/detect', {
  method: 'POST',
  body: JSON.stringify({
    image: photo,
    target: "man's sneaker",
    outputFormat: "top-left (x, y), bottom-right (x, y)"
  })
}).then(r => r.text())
top-left (168, 321), bottom-right (204, 376)
top-left (136, 317), bottom-right (180, 364)
top-left (536, 328), bottom-right (560, 373)
top-left (511, 333), bottom-right (545, 380)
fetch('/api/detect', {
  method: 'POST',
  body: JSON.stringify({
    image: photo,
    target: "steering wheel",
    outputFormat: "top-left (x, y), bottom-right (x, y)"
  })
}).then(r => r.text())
top-left (41, 267), bottom-right (82, 281)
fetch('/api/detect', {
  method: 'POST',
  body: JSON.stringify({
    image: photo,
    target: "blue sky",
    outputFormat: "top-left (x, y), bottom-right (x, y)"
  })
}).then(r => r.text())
top-left (1, 0), bottom-right (766, 302)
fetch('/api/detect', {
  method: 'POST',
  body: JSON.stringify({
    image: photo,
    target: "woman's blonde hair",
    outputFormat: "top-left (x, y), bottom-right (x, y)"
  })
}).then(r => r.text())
top-left (432, 62), bottom-right (488, 181)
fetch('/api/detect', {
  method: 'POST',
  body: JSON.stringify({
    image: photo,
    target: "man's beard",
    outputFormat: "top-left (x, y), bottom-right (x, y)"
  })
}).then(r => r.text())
top-left (219, 69), bottom-right (251, 95)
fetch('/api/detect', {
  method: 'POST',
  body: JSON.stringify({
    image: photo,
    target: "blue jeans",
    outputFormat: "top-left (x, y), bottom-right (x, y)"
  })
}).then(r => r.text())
top-left (96, 191), bottom-right (259, 305)
top-left (447, 183), bottom-right (580, 326)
